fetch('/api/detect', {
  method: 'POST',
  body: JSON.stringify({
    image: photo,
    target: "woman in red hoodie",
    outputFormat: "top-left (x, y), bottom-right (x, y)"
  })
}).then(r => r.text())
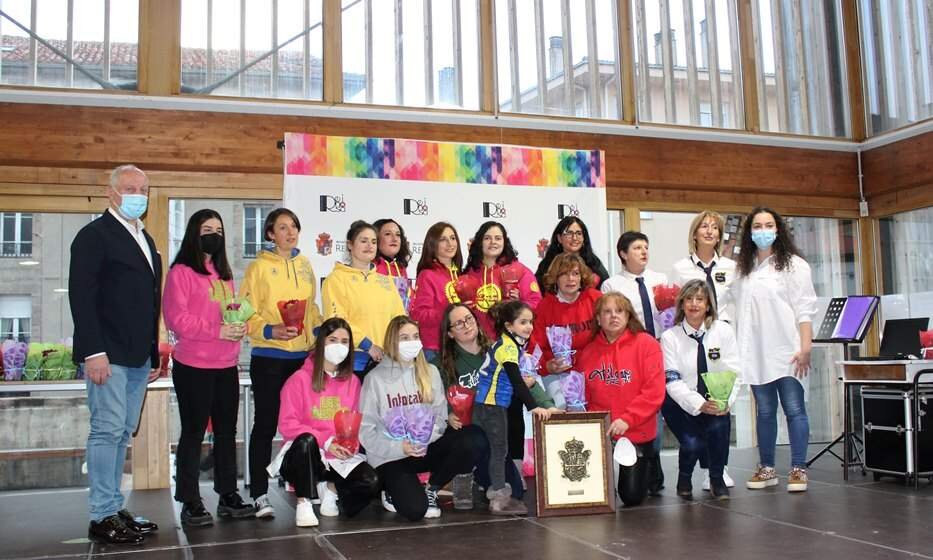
top-left (578, 292), bottom-right (665, 507)
top-left (531, 253), bottom-right (603, 409)
top-left (373, 218), bottom-right (413, 311)
top-left (409, 222), bottom-right (463, 361)
top-left (462, 221), bottom-right (542, 338)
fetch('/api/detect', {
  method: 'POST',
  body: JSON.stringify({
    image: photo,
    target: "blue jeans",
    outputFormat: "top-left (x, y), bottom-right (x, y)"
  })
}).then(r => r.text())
top-left (661, 396), bottom-right (731, 479)
top-left (85, 360), bottom-right (150, 521)
top-left (751, 376), bottom-right (809, 469)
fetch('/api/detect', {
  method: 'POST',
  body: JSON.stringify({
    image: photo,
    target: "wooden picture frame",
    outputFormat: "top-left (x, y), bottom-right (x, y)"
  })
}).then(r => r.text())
top-left (533, 412), bottom-right (616, 517)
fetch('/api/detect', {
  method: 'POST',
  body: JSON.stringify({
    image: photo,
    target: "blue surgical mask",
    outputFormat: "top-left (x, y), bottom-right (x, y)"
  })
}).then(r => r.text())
top-left (114, 188), bottom-right (148, 220)
top-left (751, 229), bottom-right (777, 249)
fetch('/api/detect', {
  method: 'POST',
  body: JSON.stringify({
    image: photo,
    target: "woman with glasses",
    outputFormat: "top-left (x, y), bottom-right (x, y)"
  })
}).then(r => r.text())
top-left (531, 253), bottom-right (603, 409)
top-left (432, 303), bottom-right (526, 510)
top-left (534, 217), bottom-right (610, 289)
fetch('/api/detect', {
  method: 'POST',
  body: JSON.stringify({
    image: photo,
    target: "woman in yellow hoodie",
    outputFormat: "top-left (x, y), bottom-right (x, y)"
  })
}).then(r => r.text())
top-left (239, 208), bottom-right (322, 518)
top-left (322, 220), bottom-right (406, 377)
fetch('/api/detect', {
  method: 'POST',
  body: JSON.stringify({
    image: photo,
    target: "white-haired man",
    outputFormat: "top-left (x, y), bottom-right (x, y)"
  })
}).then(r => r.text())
top-left (70, 165), bottom-right (162, 545)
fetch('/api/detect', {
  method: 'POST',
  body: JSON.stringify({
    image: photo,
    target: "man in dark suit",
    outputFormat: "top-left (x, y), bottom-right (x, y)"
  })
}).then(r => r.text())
top-left (70, 165), bottom-right (163, 546)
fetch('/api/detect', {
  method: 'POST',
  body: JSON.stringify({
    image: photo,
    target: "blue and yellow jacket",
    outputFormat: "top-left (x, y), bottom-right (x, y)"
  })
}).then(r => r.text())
top-left (474, 332), bottom-right (538, 409)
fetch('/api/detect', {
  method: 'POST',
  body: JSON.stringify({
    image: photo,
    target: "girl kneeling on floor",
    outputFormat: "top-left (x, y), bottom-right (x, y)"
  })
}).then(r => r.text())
top-left (275, 317), bottom-right (380, 527)
top-left (360, 316), bottom-right (483, 521)
top-left (474, 300), bottom-right (559, 515)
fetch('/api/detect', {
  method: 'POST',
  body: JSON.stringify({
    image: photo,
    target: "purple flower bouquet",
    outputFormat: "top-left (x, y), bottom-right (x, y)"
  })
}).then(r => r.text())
top-left (561, 371), bottom-right (587, 412)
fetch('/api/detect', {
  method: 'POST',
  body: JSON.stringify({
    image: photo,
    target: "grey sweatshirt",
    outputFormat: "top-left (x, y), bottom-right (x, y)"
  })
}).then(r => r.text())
top-left (359, 357), bottom-right (449, 468)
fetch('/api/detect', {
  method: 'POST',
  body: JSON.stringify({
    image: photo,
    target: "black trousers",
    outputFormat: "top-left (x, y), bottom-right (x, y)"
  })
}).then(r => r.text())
top-left (172, 360), bottom-right (240, 503)
top-left (376, 425), bottom-right (484, 521)
top-left (507, 398), bottom-right (525, 461)
top-left (248, 355), bottom-right (305, 498)
top-left (618, 440), bottom-right (659, 508)
top-left (280, 434), bottom-right (380, 517)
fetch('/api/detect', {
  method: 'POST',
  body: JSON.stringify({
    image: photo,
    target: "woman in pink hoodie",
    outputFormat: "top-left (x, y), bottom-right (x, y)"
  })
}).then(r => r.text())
top-left (277, 317), bottom-right (380, 527)
top-left (409, 222), bottom-right (464, 361)
top-left (163, 209), bottom-right (254, 527)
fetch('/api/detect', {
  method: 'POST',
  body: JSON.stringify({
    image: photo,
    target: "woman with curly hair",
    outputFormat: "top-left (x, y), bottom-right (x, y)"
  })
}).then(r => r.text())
top-left (729, 207), bottom-right (817, 493)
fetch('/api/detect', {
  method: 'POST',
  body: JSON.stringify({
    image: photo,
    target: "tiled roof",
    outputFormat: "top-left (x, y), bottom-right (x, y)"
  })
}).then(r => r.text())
top-left (1, 35), bottom-right (321, 73)
top-left (1, 35), bottom-right (137, 65)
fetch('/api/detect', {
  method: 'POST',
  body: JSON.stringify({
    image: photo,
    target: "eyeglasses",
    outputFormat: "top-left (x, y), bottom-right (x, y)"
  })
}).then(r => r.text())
top-left (561, 230), bottom-right (584, 239)
top-left (449, 315), bottom-right (476, 331)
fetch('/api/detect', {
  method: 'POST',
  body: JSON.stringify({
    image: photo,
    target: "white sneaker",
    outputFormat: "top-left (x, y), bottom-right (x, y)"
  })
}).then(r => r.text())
top-left (254, 494), bottom-right (275, 518)
top-left (702, 467), bottom-right (736, 490)
top-left (424, 487), bottom-right (441, 519)
top-left (318, 482), bottom-right (339, 517)
top-left (381, 491), bottom-right (397, 513)
top-left (295, 499), bottom-right (319, 527)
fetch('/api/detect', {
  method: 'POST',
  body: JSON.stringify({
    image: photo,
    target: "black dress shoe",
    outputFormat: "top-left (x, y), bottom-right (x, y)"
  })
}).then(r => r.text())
top-left (709, 477), bottom-right (730, 500)
top-left (88, 515), bottom-right (145, 546)
top-left (181, 501), bottom-right (214, 527)
top-left (676, 474), bottom-right (693, 501)
top-left (217, 492), bottom-right (256, 519)
top-left (118, 509), bottom-right (159, 534)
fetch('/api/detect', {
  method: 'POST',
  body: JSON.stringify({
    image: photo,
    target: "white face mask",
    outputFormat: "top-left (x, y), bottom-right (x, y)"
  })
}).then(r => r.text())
top-left (323, 343), bottom-right (350, 367)
top-left (398, 340), bottom-right (423, 362)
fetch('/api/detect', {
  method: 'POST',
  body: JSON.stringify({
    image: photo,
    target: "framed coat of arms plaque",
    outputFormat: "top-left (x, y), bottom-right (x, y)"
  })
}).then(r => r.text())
top-left (533, 412), bottom-right (616, 517)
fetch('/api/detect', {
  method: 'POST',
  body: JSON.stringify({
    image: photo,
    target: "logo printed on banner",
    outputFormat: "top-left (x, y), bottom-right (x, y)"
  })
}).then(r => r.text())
top-left (316, 233), bottom-right (334, 256)
top-left (482, 201), bottom-right (507, 218)
top-left (403, 198), bottom-right (429, 216)
top-left (319, 194), bottom-right (347, 213)
top-left (558, 203), bottom-right (580, 219)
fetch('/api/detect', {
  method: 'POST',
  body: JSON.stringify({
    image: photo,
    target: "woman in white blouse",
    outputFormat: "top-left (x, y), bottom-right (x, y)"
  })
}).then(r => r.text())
top-left (660, 280), bottom-right (741, 501)
top-left (669, 211), bottom-right (737, 322)
top-left (729, 207), bottom-right (817, 493)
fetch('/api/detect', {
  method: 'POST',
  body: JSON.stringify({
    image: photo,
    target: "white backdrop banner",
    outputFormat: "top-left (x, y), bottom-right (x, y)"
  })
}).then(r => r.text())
top-left (282, 133), bottom-right (607, 296)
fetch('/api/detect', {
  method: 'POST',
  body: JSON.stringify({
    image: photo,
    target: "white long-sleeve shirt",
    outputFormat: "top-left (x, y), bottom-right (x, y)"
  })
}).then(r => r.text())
top-left (601, 268), bottom-right (669, 338)
top-left (669, 254), bottom-right (736, 322)
top-left (727, 254), bottom-right (817, 387)
top-left (661, 320), bottom-right (742, 415)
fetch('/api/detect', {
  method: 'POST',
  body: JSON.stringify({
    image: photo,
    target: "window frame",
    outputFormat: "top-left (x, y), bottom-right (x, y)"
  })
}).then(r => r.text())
top-left (0, 212), bottom-right (33, 257)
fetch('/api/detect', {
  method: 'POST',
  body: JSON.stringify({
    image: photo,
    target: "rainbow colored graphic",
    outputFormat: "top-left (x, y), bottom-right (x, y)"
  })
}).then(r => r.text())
top-left (284, 133), bottom-right (605, 188)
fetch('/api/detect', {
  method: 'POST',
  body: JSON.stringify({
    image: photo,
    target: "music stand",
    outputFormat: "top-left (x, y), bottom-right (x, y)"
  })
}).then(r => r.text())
top-left (807, 295), bottom-right (879, 470)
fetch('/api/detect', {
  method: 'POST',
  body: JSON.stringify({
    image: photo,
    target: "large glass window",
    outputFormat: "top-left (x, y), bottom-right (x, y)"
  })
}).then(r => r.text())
top-left (342, 0), bottom-right (480, 109)
top-left (495, 0), bottom-right (621, 118)
top-left (0, 295), bottom-right (31, 343)
top-left (751, 0), bottom-right (849, 137)
top-left (859, 0), bottom-right (933, 136)
top-left (0, 0), bottom-right (138, 89)
top-left (879, 206), bottom-right (933, 322)
top-left (638, 210), bottom-right (858, 445)
top-left (0, 212), bottom-right (32, 257)
top-left (243, 203), bottom-right (274, 258)
top-left (180, 0), bottom-right (324, 99)
top-left (631, 0), bottom-right (744, 129)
